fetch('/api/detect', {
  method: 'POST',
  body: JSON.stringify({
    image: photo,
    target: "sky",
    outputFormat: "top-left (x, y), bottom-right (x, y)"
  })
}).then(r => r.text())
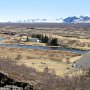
top-left (0, 0), bottom-right (90, 22)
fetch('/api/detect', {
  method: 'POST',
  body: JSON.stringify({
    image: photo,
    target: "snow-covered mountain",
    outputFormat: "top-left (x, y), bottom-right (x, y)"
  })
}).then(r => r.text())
top-left (17, 18), bottom-right (63, 23)
top-left (29, 18), bottom-right (63, 23)
top-left (63, 16), bottom-right (90, 23)
top-left (15, 16), bottom-right (90, 23)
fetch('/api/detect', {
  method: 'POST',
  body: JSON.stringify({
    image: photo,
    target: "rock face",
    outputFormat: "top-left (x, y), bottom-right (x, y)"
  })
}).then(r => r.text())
top-left (0, 72), bottom-right (35, 90)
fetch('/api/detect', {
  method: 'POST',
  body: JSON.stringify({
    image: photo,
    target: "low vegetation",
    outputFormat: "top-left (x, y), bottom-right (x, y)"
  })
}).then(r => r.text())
top-left (0, 23), bottom-right (90, 89)
top-left (1, 23), bottom-right (90, 50)
top-left (0, 57), bottom-right (90, 90)
top-left (0, 47), bottom-right (81, 76)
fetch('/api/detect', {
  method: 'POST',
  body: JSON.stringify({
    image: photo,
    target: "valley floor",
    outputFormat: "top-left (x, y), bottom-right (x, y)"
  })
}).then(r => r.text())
top-left (0, 47), bottom-right (80, 77)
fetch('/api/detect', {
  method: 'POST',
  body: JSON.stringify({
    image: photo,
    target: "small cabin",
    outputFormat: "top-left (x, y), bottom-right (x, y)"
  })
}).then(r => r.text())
top-left (20, 36), bottom-right (40, 42)
top-left (28, 38), bottom-right (40, 42)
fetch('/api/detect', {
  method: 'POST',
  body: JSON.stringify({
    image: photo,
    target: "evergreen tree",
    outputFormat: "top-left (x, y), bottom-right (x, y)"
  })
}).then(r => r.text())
top-left (44, 34), bottom-right (48, 43)
top-left (50, 38), bottom-right (58, 46)
top-left (26, 36), bottom-right (29, 42)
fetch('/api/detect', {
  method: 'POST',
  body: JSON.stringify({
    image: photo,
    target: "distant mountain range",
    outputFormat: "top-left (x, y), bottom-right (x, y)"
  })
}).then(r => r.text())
top-left (17, 18), bottom-right (63, 23)
top-left (63, 16), bottom-right (90, 23)
top-left (15, 16), bottom-right (90, 23)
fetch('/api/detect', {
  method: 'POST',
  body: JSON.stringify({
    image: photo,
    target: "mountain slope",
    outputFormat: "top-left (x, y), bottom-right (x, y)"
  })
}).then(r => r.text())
top-left (63, 16), bottom-right (90, 23)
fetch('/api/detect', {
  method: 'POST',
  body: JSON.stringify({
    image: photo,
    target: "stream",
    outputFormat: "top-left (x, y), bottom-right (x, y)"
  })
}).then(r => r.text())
top-left (0, 37), bottom-right (88, 54)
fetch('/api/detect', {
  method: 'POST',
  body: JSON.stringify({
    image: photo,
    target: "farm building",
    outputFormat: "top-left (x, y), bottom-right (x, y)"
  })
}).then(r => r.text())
top-left (21, 36), bottom-right (40, 42)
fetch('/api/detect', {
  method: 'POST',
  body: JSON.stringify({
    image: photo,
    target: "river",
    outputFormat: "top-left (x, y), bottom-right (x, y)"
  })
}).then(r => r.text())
top-left (0, 37), bottom-right (88, 54)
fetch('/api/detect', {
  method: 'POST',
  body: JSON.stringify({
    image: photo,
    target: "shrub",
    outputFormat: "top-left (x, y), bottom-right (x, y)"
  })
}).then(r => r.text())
top-left (15, 54), bottom-right (22, 60)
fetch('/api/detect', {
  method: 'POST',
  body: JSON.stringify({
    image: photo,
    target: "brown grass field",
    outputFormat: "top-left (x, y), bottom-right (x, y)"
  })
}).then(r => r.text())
top-left (0, 23), bottom-right (90, 89)
top-left (0, 46), bottom-right (81, 76)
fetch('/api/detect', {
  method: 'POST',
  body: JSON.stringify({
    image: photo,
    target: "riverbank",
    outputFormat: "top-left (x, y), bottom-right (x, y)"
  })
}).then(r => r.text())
top-left (0, 38), bottom-right (88, 54)
top-left (48, 34), bottom-right (90, 51)
top-left (1, 39), bottom-right (90, 52)
top-left (0, 33), bottom-right (90, 51)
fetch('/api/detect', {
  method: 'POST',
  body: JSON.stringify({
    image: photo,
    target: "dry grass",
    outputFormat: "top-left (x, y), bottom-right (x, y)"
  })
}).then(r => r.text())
top-left (0, 25), bottom-right (90, 89)
top-left (17, 59), bottom-right (69, 76)
top-left (1, 24), bottom-right (90, 50)
top-left (0, 47), bottom-right (80, 76)
top-left (0, 57), bottom-right (90, 90)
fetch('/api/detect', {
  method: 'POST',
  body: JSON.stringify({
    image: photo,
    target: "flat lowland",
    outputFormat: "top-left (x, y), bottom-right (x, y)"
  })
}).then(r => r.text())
top-left (0, 23), bottom-right (90, 89)
top-left (0, 23), bottom-right (90, 50)
top-left (0, 47), bottom-right (80, 76)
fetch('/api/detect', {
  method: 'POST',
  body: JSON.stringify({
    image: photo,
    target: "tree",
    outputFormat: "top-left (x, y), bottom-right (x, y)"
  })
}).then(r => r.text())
top-left (26, 36), bottom-right (29, 42)
top-left (44, 34), bottom-right (48, 43)
top-left (50, 38), bottom-right (58, 46)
